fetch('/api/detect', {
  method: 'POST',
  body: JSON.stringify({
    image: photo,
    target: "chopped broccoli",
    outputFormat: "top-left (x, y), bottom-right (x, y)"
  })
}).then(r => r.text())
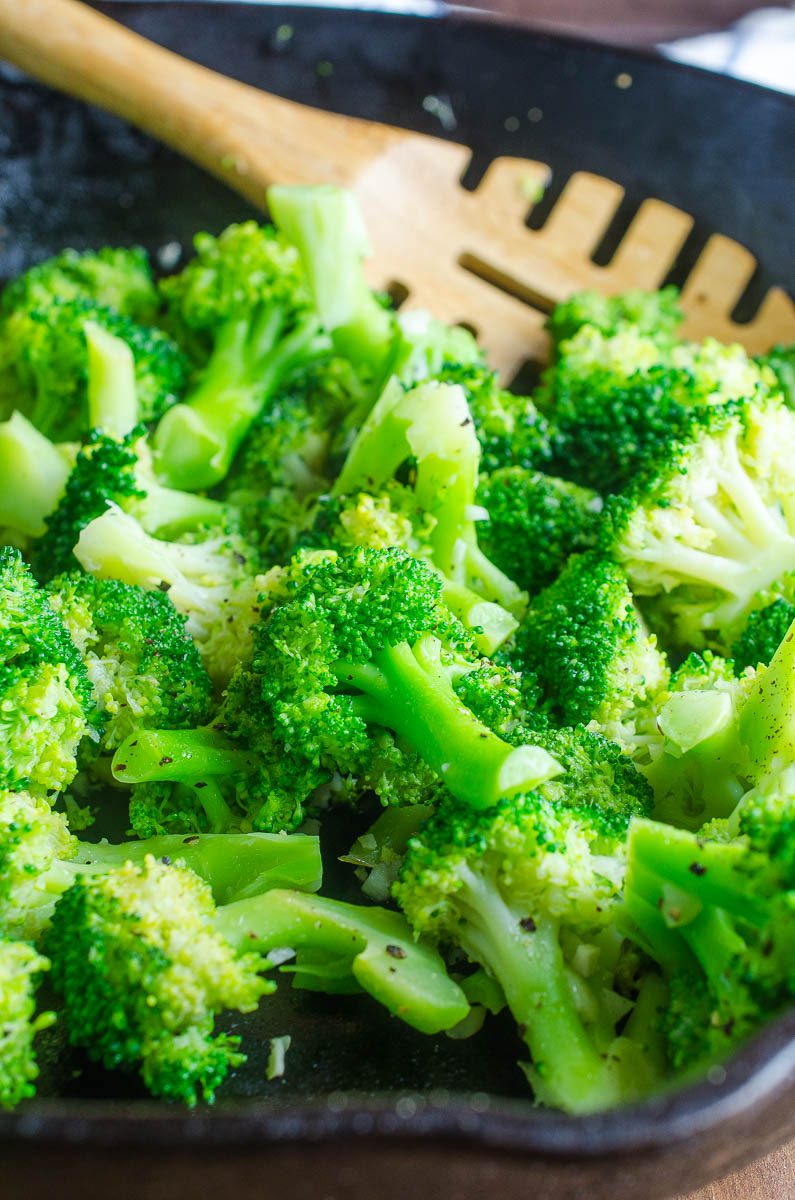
top-left (733, 598), bottom-right (795, 672)
top-left (0, 245), bottom-right (158, 324)
top-left (603, 394), bottom-right (795, 653)
top-left (395, 787), bottom-right (663, 1113)
top-left (390, 308), bottom-right (483, 385)
top-left (546, 287), bottom-right (683, 351)
top-left (0, 298), bottom-right (188, 441)
top-left (0, 547), bottom-right (96, 794)
top-left (477, 467), bottom-right (603, 596)
top-left (154, 221), bottom-right (328, 490)
top-left (0, 936), bottom-right (55, 1110)
top-left (0, 411), bottom-right (77, 539)
top-left (756, 343), bottom-right (794, 408)
top-left (73, 504), bottom-right (266, 684)
top-left (511, 552), bottom-right (669, 743)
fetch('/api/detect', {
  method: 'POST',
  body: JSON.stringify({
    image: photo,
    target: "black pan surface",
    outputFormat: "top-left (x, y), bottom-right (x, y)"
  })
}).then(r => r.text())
top-left (0, 6), bottom-right (793, 1197)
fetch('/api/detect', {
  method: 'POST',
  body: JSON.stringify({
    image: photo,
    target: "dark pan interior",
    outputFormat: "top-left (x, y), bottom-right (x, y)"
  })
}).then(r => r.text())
top-left (0, 0), bottom-right (794, 1168)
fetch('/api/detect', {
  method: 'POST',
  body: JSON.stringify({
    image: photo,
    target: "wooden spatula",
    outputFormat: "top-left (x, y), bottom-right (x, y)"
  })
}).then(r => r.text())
top-left (1, 0), bottom-right (793, 379)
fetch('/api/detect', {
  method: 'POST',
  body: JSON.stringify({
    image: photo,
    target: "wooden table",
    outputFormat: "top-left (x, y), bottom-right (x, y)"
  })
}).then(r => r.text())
top-left (681, 1139), bottom-right (793, 1199)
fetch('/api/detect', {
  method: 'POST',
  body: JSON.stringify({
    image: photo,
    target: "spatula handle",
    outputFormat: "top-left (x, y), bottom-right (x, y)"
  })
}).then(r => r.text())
top-left (0, 0), bottom-right (403, 206)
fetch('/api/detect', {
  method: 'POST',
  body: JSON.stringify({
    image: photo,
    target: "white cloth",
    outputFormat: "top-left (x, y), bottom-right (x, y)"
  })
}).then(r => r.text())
top-left (661, 6), bottom-right (795, 95)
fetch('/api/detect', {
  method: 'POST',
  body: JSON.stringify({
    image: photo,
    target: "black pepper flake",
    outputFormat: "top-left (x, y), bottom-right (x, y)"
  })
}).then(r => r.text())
top-left (194, 781), bottom-right (207, 790)
top-left (233, 552), bottom-right (247, 566)
top-left (386, 944), bottom-right (407, 960)
top-left (159, 756), bottom-right (173, 766)
top-left (115, 763), bottom-right (127, 772)
top-left (689, 862), bottom-right (707, 876)
top-left (520, 917), bottom-right (536, 933)
top-left (157, 580), bottom-right (171, 592)
top-left (182, 835), bottom-right (200, 845)
top-left (161, 856), bottom-right (171, 866)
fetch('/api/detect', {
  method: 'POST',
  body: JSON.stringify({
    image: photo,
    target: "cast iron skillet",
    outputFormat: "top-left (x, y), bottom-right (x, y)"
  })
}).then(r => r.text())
top-left (0, 5), bottom-right (794, 1197)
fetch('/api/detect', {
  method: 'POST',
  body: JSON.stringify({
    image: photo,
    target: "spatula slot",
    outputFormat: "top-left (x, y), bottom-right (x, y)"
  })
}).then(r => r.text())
top-left (590, 195), bottom-right (642, 267)
top-left (384, 280), bottom-right (410, 310)
top-left (457, 252), bottom-right (555, 314)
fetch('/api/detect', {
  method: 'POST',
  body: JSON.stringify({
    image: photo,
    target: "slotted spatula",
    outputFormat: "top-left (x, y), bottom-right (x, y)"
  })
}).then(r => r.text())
top-left (1, 0), bottom-right (793, 378)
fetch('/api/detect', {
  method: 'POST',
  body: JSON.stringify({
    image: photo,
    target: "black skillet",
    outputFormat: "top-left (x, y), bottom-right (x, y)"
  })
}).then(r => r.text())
top-left (0, 5), bottom-right (793, 1197)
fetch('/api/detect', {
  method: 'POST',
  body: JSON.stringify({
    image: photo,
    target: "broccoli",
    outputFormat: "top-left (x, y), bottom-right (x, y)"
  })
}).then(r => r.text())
top-left (154, 221), bottom-right (328, 490)
top-left (0, 245), bottom-right (158, 324)
top-left (267, 184), bottom-right (397, 380)
top-left (395, 785), bottom-right (663, 1113)
top-left (623, 789), bottom-right (795, 1073)
top-left (45, 856), bottom-right (272, 1104)
top-left (0, 411), bottom-right (77, 540)
top-left (603, 394), bottom-right (795, 653)
top-left (511, 553), bottom-right (669, 746)
top-left (0, 298), bottom-right (188, 441)
top-left (538, 325), bottom-right (779, 493)
top-left (335, 378), bottom-right (528, 643)
top-left (476, 467), bottom-right (603, 596)
top-left (0, 547), bottom-right (96, 794)
top-left (110, 548), bottom-right (561, 832)
top-left (30, 427), bottom-right (228, 583)
top-left (46, 573), bottom-right (213, 752)
top-left (641, 621), bottom-right (795, 829)
top-left (545, 287), bottom-right (683, 351)
top-left (733, 598), bottom-right (795, 672)
top-left (756, 343), bottom-right (794, 408)
top-left (0, 785), bottom-right (323, 942)
top-left (390, 308), bottom-right (483, 385)
top-left (0, 936), bottom-right (55, 1110)
top-left (73, 504), bottom-right (267, 684)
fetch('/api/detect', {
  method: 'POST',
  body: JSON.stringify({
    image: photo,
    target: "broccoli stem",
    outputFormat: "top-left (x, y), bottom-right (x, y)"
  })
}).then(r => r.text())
top-left (74, 830), bottom-right (322, 904)
top-left (340, 635), bottom-right (561, 809)
top-left (438, 578), bottom-right (518, 655)
top-left (739, 616), bottom-right (795, 779)
top-left (154, 310), bottom-right (325, 490)
top-left (84, 320), bottom-right (138, 438)
top-left (213, 888), bottom-right (469, 1035)
top-left (135, 482), bottom-right (229, 537)
top-left (0, 412), bottom-right (75, 537)
top-left (452, 865), bottom-right (623, 1113)
top-left (111, 728), bottom-right (255, 784)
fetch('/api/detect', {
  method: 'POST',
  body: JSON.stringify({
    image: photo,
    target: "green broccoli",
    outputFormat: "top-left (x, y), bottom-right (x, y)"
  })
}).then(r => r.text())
top-left (30, 427), bottom-right (228, 583)
top-left (0, 411), bottom-right (77, 540)
top-left (623, 787), bottom-right (795, 1073)
top-left (0, 298), bottom-right (188, 441)
top-left (545, 287), bottom-right (683, 351)
top-left (0, 936), bottom-right (55, 1110)
top-left (477, 467), bottom-right (603, 596)
top-left (0, 245), bottom-right (158, 324)
top-left (46, 573), bottom-right (213, 752)
top-left (73, 504), bottom-right (267, 684)
top-left (154, 221), bottom-right (328, 490)
top-left (0, 785), bottom-right (323, 942)
top-left (756, 343), bottom-right (794, 408)
top-left (0, 546), bottom-right (96, 794)
top-left (511, 552), bottom-right (669, 747)
top-left (732, 598), bottom-right (795, 672)
top-left (110, 547), bottom-right (561, 832)
top-left (390, 309), bottom-right (483, 385)
top-left (395, 785), bottom-right (664, 1113)
top-left (603, 393), bottom-right (795, 653)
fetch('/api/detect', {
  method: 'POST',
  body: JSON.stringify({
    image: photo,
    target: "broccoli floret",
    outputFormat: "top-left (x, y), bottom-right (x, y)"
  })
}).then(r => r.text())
top-left (623, 794), bottom-right (795, 1073)
top-left (395, 787), bottom-right (662, 1113)
top-left (0, 547), bottom-right (96, 794)
top-left (47, 573), bottom-right (213, 752)
top-left (30, 427), bottom-right (227, 583)
top-left (0, 785), bottom-right (323, 942)
top-left (431, 361), bottom-right (553, 474)
top-left (390, 309), bottom-right (483, 385)
top-left (45, 856), bottom-right (272, 1104)
top-left (641, 622), bottom-right (795, 829)
top-left (73, 504), bottom-right (266, 684)
top-left (511, 553), bottom-right (669, 746)
top-left (0, 411), bottom-right (77, 539)
top-left (154, 221), bottom-right (328, 490)
top-left (110, 548), bottom-right (561, 832)
top-left (603, 394), bottom-right (795, 653)
top-left (546, 287), bottom-right (682, 351)
top-left (0, 298), bottom-right (187, 441)
top-left (538, 326), bottom-right (778, 493)
top-left (0, 936), bottom-right (55, 1110)
top-left (477, 467), bottom-right (603, 596)
top-left (1, 245), bottom-right (158, 324)
top-left (334, 378), bottom-right (528, 647)
top-left (267, 185), bottom-right (397, 380)
top-left (732, 598), bottom-right (795, 672)
top-left (755, 343), bottom-right (794, 408)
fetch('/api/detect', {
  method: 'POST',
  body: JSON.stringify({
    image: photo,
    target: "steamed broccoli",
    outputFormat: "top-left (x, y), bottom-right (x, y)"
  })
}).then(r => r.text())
top-left (395, 786), bottom-right (664, 1113)
top-left (110, 547), bottom-right (560, 833)
top-left (0, 298), bottom-right (188, 441)
top-left (154, 221), bottom-right (328, 490)
top-left (73, 504), bottom-right (267, 684)
top-left (546, 287), bottom-right (683, 351)
top-left (623, 785), bottom-right (795, 1072)
top-left (603, 394), bottom-right (795, 653)
top-left (0, 936), bottom-right (55, 1110)
top-left (0, 547), bottom-right (96, 794)
top-left (732, 598), bottom-right (795, 672)
top-left (757, 343), bottom-right (794, 408)
top-left (0, 245), bottom-right (158, 324)
top-left (476, 467), bottom-right (602, 596)
top-left (511, 552), bottom-right (669, 746)
top-left (0, 411), bottom-right (77, 540)
top-left (30, 427), bottom-right (227, 583)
